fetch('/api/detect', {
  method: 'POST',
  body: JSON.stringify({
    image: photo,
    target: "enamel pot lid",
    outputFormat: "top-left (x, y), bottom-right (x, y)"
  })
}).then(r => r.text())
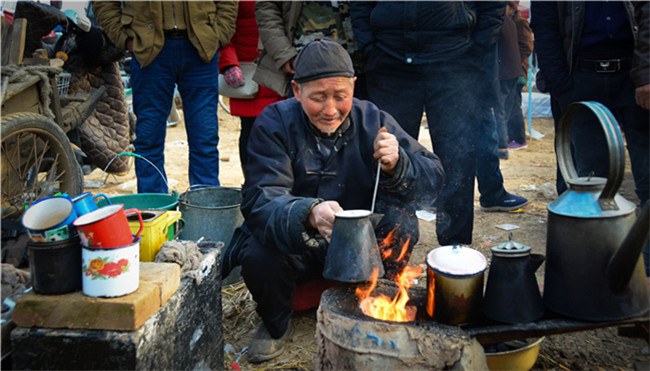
top-left (426, 245), bottom-right (487, 277)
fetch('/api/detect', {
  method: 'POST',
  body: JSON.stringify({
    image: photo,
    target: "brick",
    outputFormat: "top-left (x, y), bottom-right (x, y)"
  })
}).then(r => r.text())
top-left (140, 262), bottom-right (180, 305)
top-left (12, 281), bottom-right (160, 331)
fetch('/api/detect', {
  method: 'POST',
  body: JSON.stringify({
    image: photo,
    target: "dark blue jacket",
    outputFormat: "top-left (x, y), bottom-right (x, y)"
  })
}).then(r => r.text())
top-left (350, 1), bottom-right (505, 64)
top-left (241, 98), bottom-right (445, 254)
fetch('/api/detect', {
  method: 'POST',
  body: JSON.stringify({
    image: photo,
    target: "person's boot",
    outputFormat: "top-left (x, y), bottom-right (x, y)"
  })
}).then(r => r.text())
top-left (247, 320), bottom-right (294, 363)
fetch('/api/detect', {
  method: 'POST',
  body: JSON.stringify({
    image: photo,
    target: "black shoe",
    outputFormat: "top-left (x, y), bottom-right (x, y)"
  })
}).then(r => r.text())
top-left (481, 193), bottom-right (529, 212)
top-left (247, 321), bottom-right (294, 363)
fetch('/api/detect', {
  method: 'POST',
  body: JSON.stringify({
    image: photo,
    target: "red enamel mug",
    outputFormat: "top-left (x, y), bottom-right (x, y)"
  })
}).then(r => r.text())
top-left (73, 204), bottom-right (143, 248)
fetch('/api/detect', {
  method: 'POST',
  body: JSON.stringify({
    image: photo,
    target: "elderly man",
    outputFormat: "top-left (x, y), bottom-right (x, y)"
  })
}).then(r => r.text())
top-left (221, 39), bottom-right (444, 363)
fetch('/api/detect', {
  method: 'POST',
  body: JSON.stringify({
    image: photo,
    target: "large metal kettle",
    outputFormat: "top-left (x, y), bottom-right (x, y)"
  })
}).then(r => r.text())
top-left (544, 101), bottom-right (650, 321)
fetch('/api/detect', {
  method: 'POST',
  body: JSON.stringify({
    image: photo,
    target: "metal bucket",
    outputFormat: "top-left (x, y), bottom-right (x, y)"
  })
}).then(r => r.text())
top-left (177, 186), bottom-right (244, 285)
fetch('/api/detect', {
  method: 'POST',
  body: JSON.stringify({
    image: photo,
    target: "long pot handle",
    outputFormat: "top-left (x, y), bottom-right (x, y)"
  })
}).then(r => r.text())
top-left (556, 101), bottom-right (625, 210)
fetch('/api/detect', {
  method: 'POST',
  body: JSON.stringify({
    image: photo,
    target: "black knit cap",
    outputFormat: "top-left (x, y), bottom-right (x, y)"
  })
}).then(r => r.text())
top-left (293, 39), bottom-right (355, 83)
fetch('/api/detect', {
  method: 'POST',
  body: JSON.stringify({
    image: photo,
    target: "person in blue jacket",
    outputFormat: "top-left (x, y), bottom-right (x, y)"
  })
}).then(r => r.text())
top-left (221, 39), bottom-right (445, 363)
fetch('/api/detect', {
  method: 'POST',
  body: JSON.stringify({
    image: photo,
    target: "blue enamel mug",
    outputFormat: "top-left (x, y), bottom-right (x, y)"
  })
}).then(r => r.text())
top-left (22, 196), bottom-right (78, 242)
top-left (72, 192), bottom-right (111, 216)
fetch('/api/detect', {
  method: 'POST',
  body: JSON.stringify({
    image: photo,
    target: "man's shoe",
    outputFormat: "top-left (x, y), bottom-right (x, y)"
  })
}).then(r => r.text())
top-left (481, 193), bottom-right (529, 212)
top-left (507, 140), bottom-right (528, 151)
top-left (247, 321), bottom-right (294, 363)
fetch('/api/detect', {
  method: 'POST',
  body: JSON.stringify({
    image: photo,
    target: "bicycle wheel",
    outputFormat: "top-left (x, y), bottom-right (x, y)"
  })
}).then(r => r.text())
top-left (1, 113), bottom-right (83, 220)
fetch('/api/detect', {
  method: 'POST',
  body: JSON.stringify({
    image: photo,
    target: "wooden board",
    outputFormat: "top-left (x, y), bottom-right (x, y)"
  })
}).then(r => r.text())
top-left (1, 18), bottom-right (26, 66)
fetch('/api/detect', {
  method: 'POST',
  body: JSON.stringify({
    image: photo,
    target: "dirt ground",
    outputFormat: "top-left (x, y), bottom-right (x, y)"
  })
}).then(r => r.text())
top-left (84, 100), bottom-right (649, 370)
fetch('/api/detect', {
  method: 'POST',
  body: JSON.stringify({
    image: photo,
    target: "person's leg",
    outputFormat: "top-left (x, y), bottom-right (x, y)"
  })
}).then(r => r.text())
top-left (239, 235), bottom-right (326, 339)
top-left (495, 78), bottom-right (511, 150)
top-left (130, 42), bottom-right (176, 193)
top-left (239, 116), bottom-right (256, 179)
top-left (475, 106), bottom-right (509, 206)
top-left (471, 46), bottom-right (510, 207)
top-left (176, 38), bottom-right (221, 187)
top-left (423, 61), bottom-right (478, 245)
top-left (610, 78), bottom-right (649, 207)
top-left (365, 49), bottom-right (426, 140)
top-left (609, 73), bottom-right (650, 276)
top-left (550, 94), bottom-right (568, 195)
top-left (507, 80), bottom-right (527, 145)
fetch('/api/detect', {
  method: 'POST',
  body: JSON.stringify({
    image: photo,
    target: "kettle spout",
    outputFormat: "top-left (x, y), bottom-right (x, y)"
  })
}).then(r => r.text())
top-left (607, 201), bottom-right (650, 292)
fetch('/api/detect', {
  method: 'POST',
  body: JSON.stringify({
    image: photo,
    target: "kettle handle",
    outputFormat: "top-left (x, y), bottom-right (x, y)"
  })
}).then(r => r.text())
top-left (557, 101), bottom-right (626, 210)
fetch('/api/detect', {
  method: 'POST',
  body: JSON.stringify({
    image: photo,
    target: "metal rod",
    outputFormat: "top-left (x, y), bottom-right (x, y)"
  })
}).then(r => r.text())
top-left (371, 160), bottom-right (381, 214)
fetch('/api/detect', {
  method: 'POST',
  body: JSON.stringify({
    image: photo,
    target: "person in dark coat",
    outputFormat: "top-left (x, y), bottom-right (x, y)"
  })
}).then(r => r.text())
top-left (221, 39), bottom-right (445, 363)
top-left (532, 1), bottom-right (649, 273)
top-left (350, 1), bottom-right (528, 246)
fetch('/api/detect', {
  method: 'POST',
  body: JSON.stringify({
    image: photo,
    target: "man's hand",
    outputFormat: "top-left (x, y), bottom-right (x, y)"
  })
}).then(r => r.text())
top-left (281, 58), bottom-right (295, 75)
top-left (636, 84), bottom-right (650, 110)
top-left (308, 201), bottom-right (343, 242)
top-left (373, 127), bottom-right (399, 175)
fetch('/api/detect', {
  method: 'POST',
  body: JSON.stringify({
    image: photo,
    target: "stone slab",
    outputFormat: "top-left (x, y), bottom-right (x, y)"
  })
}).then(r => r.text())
top-left (140, 262), bottom-right (180, 305)
top-left (12, 281), bottom-right (160, 331)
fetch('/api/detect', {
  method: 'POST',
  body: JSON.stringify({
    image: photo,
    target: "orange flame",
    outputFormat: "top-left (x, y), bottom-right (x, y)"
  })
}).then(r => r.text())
top-left (356, 244), bottom-right (422, 322)
top-left (379, 229), bottom-right (398, 260)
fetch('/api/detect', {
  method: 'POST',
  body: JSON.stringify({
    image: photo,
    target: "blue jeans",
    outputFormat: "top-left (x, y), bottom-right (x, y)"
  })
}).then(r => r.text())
top-left (131, 38), bottom-right (220, 193)
top-left (365, 48), bottom-right (489, 244)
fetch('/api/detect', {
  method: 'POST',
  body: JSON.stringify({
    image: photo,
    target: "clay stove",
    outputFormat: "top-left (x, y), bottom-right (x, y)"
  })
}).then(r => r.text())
top-left (315, 280), bottom-right (487, 370)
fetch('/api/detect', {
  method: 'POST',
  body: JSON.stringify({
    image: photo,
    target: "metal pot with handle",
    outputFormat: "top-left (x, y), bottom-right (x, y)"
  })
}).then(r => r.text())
top-left (544, 101), bottom-right (649, 321)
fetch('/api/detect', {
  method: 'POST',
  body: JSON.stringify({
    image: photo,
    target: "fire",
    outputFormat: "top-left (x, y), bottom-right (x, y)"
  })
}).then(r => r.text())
top-left (379, 229), bottom-right (398, 259)
top-left (379, 228), bottom-right (410, 262)
top-left (356, 252), bottom-right (422, 322)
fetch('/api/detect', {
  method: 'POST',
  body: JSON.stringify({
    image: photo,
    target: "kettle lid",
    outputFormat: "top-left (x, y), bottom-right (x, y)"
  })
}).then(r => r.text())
top-left (426, 245), bottom-right (487, 276)
top-left (493, 233), bottom-right (531, 257)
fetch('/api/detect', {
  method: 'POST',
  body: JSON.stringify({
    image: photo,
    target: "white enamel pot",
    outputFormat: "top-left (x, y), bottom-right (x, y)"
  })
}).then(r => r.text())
top-left (81, 237), bottom-right (140, 297)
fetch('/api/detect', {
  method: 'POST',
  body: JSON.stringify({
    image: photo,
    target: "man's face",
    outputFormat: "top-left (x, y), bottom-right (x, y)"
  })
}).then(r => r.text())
top-left (292, 76), bottom-right (356, 135)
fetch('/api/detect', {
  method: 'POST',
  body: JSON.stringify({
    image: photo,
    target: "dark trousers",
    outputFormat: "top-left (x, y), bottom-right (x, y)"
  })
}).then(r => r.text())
top-left (551, 65), bottom-right (649, 274)
top-left (475, 47), bottom-right (509, 208)
top-left (238, 205), bottom-right (419, 338)
top-left (365, 48), bottom-right (505, 244)
top-left (508, 81), bottom-right (527, 144)
top-left (497, 78), bottom-right (527, 146)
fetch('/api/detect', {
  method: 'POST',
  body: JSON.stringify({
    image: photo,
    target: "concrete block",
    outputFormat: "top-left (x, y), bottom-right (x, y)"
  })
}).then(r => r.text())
top-left (140, 262), bottom-right (180, 305)
top-left (12, 281), bottom-right (160, 331)
top-left (10, 248), bottom-right (222, 370)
